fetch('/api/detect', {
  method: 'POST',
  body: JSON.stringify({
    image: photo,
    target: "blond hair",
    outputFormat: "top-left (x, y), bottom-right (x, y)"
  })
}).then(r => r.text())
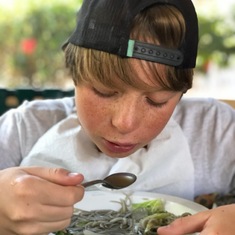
top-left (64, 5), bottom-right (194, 92)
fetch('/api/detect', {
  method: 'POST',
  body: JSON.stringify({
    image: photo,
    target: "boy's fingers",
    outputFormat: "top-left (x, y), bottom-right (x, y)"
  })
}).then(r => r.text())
top-left (7, 167), bottom-right (85, 206)
top-left (18, 166), bottom-right (84, 186)
top-left (157, 211), bottom-right (210, 235)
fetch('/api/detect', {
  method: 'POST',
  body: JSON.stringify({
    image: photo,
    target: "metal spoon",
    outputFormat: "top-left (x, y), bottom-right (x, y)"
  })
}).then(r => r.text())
top-left (82, 172), bottom-right (137, 189)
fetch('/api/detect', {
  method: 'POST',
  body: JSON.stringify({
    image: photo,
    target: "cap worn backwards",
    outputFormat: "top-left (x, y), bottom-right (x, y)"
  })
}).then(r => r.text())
top-left (64, 0), bottom-right (198, 69)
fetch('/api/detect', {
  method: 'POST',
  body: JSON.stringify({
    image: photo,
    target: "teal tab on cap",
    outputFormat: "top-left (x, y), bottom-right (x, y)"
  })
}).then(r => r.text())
top-left (127, 39), bottom-right (135, 57)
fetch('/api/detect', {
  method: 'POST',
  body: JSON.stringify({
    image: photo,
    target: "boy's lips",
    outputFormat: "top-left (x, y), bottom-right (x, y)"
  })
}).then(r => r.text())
top-left (103, 139), bottom-right (137, 153)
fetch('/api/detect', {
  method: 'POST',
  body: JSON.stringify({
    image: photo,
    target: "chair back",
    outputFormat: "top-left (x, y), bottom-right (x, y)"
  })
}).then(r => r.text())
top-left (0, 88), bottom-right (74, 116)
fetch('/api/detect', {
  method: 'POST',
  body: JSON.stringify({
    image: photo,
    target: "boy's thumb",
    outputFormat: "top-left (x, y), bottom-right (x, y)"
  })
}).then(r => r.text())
top-left (21, 166), bottom-right (84, 186)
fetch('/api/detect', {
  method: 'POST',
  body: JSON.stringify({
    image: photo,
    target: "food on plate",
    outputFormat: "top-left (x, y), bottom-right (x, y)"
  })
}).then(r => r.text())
top-left (53, 195), bottom-right (191, 235)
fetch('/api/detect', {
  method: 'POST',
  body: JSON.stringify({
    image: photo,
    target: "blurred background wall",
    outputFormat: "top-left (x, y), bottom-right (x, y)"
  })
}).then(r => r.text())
top-left (0, 0), bottom-right (235, 99)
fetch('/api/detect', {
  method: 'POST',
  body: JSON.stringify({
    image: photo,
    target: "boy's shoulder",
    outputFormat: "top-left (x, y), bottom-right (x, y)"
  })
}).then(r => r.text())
top-left (174, 97), bottom-right (235, 122)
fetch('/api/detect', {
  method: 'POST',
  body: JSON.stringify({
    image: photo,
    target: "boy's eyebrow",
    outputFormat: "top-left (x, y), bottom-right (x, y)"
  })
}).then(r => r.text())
top-left (143, 87), bottom-right (177, 93)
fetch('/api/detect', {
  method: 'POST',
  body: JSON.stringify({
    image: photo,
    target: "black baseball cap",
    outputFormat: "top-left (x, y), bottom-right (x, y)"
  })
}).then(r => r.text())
top-left (63, 0), bottom-right (198, 69)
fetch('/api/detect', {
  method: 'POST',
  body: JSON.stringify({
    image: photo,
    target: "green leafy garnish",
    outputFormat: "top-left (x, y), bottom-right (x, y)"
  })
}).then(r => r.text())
top-left (132, 199), bottom-right (165, 215)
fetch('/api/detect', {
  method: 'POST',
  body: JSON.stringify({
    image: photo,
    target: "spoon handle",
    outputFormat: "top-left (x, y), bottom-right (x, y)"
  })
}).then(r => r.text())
top-left (82, 179), bottom-right (104, 188)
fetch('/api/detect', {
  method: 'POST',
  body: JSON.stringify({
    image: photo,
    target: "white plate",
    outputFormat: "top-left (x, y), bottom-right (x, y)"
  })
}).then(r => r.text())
top-left (75, 190), bottom-right (207, 215)
top-left (50, 191), bottom-right (207, 234)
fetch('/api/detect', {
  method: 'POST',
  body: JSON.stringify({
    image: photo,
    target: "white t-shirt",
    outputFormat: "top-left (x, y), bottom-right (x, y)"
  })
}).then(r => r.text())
top-left (0, 97), bottom-right (234, 199)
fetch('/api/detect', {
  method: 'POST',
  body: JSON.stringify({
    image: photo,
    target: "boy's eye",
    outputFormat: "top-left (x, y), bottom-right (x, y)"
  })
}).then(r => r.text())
top-left (92, 87), bottom-right (116, 98)
top-left (146, 97), bottom-right (167, 108)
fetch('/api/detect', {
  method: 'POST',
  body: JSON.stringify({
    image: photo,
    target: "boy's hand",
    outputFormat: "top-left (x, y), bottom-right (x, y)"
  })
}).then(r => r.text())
top-left (0, 166), bottom-right (84, 235)
top-left (157, 204), bottom-right (235, 235)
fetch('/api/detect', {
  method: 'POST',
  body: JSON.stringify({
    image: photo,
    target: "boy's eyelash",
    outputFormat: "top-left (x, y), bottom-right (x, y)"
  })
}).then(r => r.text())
top-left (93, 87), bottom-right (167, 107)
top-left (146, 98), bottom-right (167, 108)
top-left (92, 87), bottom-right (114, 98)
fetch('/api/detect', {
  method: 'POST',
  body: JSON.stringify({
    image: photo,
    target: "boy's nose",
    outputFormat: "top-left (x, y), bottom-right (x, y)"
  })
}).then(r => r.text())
top-left (111, 102), bottom-right (141, 134)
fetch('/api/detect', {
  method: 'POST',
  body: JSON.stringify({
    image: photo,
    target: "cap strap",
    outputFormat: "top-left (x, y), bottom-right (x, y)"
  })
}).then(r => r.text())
top-left (127, 40), bottom-right (184, 67)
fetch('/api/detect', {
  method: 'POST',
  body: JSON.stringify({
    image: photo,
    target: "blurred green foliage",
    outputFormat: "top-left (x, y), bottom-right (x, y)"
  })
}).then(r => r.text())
top-left (0, 0), bottom-right (82, 88)
top-left (0, 1), bottom-right (235, 88)
top-left (197, 6), bottom-right (235, 72)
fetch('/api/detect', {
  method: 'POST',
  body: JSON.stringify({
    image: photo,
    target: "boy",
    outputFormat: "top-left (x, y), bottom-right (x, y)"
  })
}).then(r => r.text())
top-left (0, 0), bottom-right (235, 234)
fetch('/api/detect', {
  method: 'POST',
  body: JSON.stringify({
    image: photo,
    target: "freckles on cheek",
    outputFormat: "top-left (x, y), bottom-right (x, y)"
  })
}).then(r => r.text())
top-left (144, 112), bottom-right (172, 139)
top-left (77, 98), bottom-right (105, 129)
top-left (146, 123), bottom-right (165, 140)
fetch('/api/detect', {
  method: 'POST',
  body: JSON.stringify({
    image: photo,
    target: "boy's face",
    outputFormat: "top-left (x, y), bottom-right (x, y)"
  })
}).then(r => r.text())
top-left (74, 60), bottom-right (182, 158)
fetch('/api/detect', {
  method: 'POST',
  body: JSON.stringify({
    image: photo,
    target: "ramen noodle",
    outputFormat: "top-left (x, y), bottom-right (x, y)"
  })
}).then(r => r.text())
top-left (54, 195), bottom-right (191, 235)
